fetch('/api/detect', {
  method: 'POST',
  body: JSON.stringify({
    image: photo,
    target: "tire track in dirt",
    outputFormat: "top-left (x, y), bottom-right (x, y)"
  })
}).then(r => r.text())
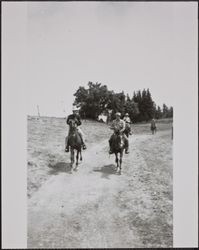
top-left (28, 133), bottom-right (172, 248)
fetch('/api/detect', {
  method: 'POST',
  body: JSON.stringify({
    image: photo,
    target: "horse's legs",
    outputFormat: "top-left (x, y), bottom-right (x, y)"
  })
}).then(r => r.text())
top-left (119, 151), bottom-right (123, 172)
top-left (115, 153), bottom-right (118, 168)
top-left (115, 153), bottom-right (119, 171)
top-left (70, 148), bottom-right (74, 168)
top-left (80, 150), bottom-right (82, 161)
top-left (76, 150), bottom-right (79, 166)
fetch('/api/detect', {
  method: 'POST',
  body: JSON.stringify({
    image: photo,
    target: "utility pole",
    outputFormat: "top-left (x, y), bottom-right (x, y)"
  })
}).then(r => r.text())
top-left (61, 101), bottom-right (66, 117)
top-left (37, 105), bottom-right (40, 117)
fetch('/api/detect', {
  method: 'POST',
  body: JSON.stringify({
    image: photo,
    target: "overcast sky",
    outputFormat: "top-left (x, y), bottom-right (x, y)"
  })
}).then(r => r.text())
top-left (23, 2), bottom-right (197, 116)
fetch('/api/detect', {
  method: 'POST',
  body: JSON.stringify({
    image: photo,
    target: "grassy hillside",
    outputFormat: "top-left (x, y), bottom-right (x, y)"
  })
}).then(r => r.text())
top-left (27, 117), bottom-right (172, 197)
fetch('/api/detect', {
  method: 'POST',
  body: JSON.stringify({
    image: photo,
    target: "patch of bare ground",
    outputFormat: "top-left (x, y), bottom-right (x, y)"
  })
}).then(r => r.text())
top-left (27, 118), bottom-right (111, 198)
top-left (119, 131), bottom-right (173, 247)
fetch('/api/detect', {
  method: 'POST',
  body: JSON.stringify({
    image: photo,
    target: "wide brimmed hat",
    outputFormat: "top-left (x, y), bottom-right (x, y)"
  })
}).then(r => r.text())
top-left (115, 112), bottom-right (121, 116)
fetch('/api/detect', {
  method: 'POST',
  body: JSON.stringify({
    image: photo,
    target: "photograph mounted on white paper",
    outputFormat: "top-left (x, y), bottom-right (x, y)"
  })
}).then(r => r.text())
top-left (25, 2), bottom-right (196, 248)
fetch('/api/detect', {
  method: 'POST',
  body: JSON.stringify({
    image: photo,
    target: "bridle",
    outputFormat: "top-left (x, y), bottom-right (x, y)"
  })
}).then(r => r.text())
top-left (114, 130), bottom-right (124, 149)
top-left (69, 120), bottom-right (78, 133)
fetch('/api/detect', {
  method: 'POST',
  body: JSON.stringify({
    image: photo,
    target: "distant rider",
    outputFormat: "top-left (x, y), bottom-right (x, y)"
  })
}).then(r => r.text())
top-left (109, 112), bottom-right (129, 154)
top-left (151, 118), bottom-right (156, 129)
top-left (123, 113), bottom-right (132, 135)
top-left (150, 118), bottom-right (157, 133)
top-left (65, 107), bottom-right (87, 152)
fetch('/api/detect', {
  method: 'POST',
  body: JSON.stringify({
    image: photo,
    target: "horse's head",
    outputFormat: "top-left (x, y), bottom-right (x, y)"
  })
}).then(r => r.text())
top-left (114, 132), bottom-right (125, 150)
top-left (69, 119), bottom-right (78, 131)
top-left (114, 128), bottom-right (120, 135)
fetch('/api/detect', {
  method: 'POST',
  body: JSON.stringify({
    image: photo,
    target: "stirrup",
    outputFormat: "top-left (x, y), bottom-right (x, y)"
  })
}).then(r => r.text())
top-left (125, 149), bottom-right (129, 154)
top-left (82, 144), bottom-right (87, 150)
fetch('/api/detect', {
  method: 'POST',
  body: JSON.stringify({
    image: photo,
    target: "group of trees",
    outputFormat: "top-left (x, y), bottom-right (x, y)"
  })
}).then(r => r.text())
top-left (73, 81), bottom-right (173, 123)
top-left (155, 103), bottom-right (173, 120)
top-left (132, 90), bottom-right (173, 122)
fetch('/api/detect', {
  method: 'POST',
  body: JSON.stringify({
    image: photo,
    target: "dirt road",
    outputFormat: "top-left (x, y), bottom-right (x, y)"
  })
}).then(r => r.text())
top-left (28, 130), bottom-right (172, 248)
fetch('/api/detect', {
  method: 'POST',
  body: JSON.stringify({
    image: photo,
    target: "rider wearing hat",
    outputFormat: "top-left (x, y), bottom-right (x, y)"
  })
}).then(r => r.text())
top-left (65, 106), bottom-right (86, 152)
top-left (109, 112), bottom-right (129, 154)
top-left (123, 113), bottom-right (132, 135)
top-left (150, 118), bottom-right (157, 132)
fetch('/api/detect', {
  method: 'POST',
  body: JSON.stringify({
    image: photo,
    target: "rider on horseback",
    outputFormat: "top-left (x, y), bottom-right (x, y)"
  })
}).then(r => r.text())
top-left (123, 113), bottom-right (132, 135)
top-left (151, 118), bottom-right (156, 128)
top-left (109, 112), bottom-right (129, 154)
top-left (150, 118), bottom-right (157, 134)
top-left (65, 106), bottom-right (87, 152)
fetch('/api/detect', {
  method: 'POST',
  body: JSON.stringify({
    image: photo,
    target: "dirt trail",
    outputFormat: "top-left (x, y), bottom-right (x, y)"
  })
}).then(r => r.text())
top-left (28, 132), bottom-right (172, 248)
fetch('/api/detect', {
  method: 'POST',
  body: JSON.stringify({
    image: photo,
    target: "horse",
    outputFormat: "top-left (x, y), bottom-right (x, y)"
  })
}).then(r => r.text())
top-left (111, 130), bottom-right (125, 174)
top-left (124, 123), bottom-right (131, 138)
top-left (67, 119), bottom-right (82, 169)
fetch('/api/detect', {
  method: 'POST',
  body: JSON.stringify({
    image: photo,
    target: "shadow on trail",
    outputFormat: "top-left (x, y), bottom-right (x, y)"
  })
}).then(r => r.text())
top-left (48, 162), bottom-right (72, 175)
top-left (93, 164), bottom-right (118, 179)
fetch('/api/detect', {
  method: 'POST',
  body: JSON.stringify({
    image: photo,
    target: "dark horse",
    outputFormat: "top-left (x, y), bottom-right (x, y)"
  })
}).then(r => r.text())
top-left (67, 119), bottom-right (82, 169)
top-left (111, 130), bottom-right (125, 174)
top-left (124, 124), bottom-right (131, 138)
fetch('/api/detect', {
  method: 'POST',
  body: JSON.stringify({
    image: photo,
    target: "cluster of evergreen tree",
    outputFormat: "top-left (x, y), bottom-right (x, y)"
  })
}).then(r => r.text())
top-left (73, 81), bottom-right (173, 123)
top-left (158, 104), bottom-right (173, 119)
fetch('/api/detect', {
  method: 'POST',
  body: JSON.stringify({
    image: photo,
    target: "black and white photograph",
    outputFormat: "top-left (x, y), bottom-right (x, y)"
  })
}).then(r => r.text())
top-left (2, 1), bottom-right (198, 249)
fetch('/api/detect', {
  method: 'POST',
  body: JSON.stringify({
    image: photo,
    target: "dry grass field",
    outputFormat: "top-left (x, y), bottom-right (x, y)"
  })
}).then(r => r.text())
top-left (27, 116), bottom-right (173, 248)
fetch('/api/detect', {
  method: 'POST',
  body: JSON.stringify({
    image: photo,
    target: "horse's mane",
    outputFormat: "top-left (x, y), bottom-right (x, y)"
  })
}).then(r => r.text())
top-left (68, 120), bottom-right (82, 150)
top-left (112, 132), bottom-right (125, 153)
top-left (69, 119), bottom-right (78, 131)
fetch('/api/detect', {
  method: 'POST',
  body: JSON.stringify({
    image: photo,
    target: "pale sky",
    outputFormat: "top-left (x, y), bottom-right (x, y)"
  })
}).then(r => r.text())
top-left (24, 2), bottom-right (197, 117)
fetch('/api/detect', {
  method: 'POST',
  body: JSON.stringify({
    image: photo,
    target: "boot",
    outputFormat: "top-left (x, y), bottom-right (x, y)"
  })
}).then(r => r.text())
top-left (109, 148), bottom-right (113, 154)
top-left (82, 143), bottom-right (87, 150)
top-left (65, 144), bottom-right (69, 152)
top-left (125, 147), bottom-right (129, 154)
top-left (79, 134), bottom-right (86, 150)
top-left (124, 139), bottom-right (129, 154)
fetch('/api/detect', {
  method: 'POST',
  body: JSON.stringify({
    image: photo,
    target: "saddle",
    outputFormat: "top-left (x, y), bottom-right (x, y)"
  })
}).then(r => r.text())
top-left (112, 131), bottom-right (124, 143)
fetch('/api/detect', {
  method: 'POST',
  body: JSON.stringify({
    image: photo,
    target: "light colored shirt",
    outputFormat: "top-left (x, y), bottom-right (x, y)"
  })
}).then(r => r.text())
top-left (151, 119), bottom-right (156, 126)
top-left (110, 119), bottom-right (126, 133)
top-left (123, 117), bottom-right (131, 123)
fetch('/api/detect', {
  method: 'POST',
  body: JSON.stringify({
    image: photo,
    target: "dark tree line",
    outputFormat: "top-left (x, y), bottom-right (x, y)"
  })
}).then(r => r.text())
top-left (73, 81), bottom-right (173, 123)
